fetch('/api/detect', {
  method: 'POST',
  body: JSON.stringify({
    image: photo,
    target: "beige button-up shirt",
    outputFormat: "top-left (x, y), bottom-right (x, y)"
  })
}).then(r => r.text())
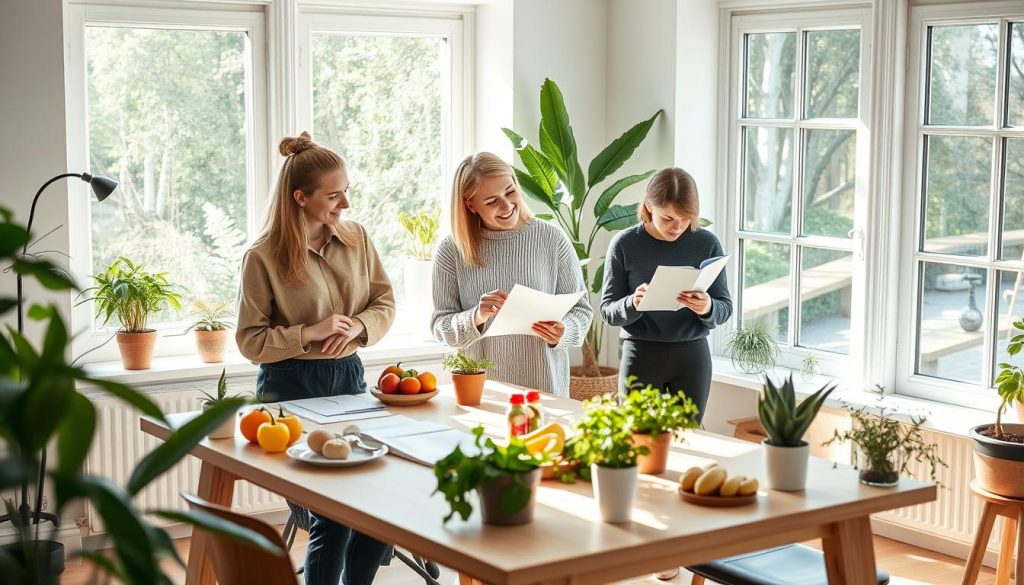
top-left (236, 222), bottom-right (395, 363)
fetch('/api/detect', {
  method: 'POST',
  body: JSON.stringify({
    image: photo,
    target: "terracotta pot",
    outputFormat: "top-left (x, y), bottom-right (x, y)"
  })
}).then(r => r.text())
top-left (452, 372), bottom-right (486, 406)
top-left (479, 468), bottom-right (541, 526)
top-left (971, 423), bottom-right (1024, 498)
top-left (633, 432), bottom-right (672, 475)
top-left (195, 329), bottom-right (229, 363)
top-left (116, 330), bottom-right (157, 370)
top-left (568, 366), bottom-right (618, 402)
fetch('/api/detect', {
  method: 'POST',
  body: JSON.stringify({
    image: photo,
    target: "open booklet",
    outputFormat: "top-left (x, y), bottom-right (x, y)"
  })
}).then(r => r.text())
top-left (636, 255), bottom-right (730, 312)
top-left (359, 415), bottom-right (480, 467)
top-left (482, 284), bottom-right (585, 338)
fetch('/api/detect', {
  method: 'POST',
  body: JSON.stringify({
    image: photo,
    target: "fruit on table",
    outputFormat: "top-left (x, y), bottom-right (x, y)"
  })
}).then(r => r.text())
top-left (719, 475), bottom-right (745, 497)
top-left (240, 407), bottom-right (272, 444)
top-left (417, 371), bottom-right (437, 393)
top-left (398, 376), bottom-right (422, 395)
top-left (276, 406), bottom-right (303, 446)
top-left (256, 412), bottom-right (291, 453)
top-left (679, 467), bottom-right (703, 492)
top-left (322, 438), bottom-right (352, 460)
top-left (379, 373), bottom-right (401, 395)
top-left (521, 422), bottom-right (567, 443)
top-left (679, 465), bottom-right (760, 498)
top-left (524, 432), bottom-right (564, 456)
top-left (307, 429), bottom-right (334, 454)
top-left (694, 467), bottom-right (727, 496)
top-left (738, 477), bottom-right (759, 496)
top-left (379, 363), bottom-right (405, 384)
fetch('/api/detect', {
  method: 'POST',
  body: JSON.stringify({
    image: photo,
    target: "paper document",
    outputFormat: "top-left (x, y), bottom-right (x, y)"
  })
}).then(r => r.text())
top-left (281, 395), bottom-right (390, 424)
top-left (482, 284), bottom-right (585, 338)
top-left (361, 415), bottom-right (480, 466)
top-left (636, 255), bottom-right (730, 312)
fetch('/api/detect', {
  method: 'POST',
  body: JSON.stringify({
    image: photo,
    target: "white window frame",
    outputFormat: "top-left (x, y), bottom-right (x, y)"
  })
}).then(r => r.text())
top-left (65, 2), bottom-right (269, 363)
top-left (719, 7), bottom-right (873, 381)
top-left (896, 0), bottom-right (1024, 410)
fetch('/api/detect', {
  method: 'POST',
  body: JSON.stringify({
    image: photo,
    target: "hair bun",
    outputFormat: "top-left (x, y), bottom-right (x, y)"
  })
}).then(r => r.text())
top-left (279, 131), bottom-right (316, 156)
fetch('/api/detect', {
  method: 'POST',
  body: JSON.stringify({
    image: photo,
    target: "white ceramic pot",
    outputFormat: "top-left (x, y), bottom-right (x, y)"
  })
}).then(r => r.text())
top-left (591, 463), bottom-right (638, 523)
top-left (403, 258), bottom-right (434, 338)
top-left (204, 404), bottom-right (237, 440)
top-left (763, 440), bottom-right (809, 491)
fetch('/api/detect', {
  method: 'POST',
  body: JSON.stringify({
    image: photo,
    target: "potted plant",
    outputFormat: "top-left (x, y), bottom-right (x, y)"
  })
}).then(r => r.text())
top-left (504, 79), bottom-right (702, 399)
top-left (0, 209), bottom-right (271, 585)
top-left (824, 403), bottom-right (945, 487)
top-left (566, 392), bottom-right (648, 523)
top-left (758, 375), bottom-right (835, 491)
top-left (434, 426), bottom-right (546, 525)
top-left (441, 351), bottom-right (496, 406)
top-left (971, 316), bottom-right (1024, 498)
top-left (726, 320), bottom-right (780, 375)
top-left (623, 377), bottom-right (700, 474)
top-left (800, 351), bottom-right (820, 383)
top-left (398, 206), bottom-right (440, 336)
top-left (187, 299), bottom-right (234, 363)
top-left (198, 370), bottom-right (251, 439)
top-left (79, 256), bottom-right (182, 370)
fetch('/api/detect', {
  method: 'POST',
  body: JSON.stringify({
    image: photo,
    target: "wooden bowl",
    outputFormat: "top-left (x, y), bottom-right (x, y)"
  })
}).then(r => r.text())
top-left (678, 487), bottom-right (757, 507)
top-left (370, 387), bottom-right (438, 405)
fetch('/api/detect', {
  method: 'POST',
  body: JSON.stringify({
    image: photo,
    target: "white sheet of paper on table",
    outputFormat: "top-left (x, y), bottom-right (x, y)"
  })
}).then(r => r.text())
top-left (481, 284), bottom-right (585, 338)
top-left (636, 255), bottom-right (730, 312)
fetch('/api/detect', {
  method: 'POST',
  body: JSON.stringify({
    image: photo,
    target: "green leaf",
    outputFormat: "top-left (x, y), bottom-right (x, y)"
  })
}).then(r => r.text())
top-left (700, 217), bottom-right (713, 228)
top-left (0, 298), bottom-right (16, 316)
top-left (587, 110), bottom-right (662, 188)
top-left (0, 221), bottom-right (30, 257)
top-left (128, 398), bottom-right (247, 494)
top-left (80, 551), bottom-right (127, 583)
top-left (597, 204), bottom-right (639, 231)
top-left (13, 258), bottom-right (77, 291)
top-left (57, 391), bottom-right (97, 477)
top-left (153, 509), bottom-right (286, 557)
top-left (538, 79), bottom-right (585, 207)
top-left (539, 123), bottom-right (566, 177)
top-left (80, 476), bottom-right (159, 584)
top-left (591, 262), bottom-right (605, 294)
top-left (502, 128), bottom-right (560, 198)
top-left (536, 213), bottom-right (554, 221)
top-left (593, 171), bottom-right (655, 218)
top-left (514, 169), bottom-right (557, 211)
top-left (82, 377), bottom-right (166, 421)
top-left (498, 475), bottom-right (532, 515)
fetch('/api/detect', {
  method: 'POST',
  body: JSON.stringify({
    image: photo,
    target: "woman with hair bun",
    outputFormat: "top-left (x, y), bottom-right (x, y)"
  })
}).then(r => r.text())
top-left (236, 132), bottom-right (394, 584)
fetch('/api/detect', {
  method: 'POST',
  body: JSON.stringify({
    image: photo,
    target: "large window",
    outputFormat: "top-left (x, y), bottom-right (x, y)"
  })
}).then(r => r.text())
top-left (728, 11), bottom-right (868, 375)
top-left (67, 5), bottom-right (266, 361)
top-left (899, 5), bottom-right (1024, 405)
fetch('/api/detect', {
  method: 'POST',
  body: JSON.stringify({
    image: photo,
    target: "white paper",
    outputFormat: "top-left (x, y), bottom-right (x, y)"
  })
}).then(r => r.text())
top-left (481, 284), bottom-right (585, 338)
top-left (361, 415), bottom-right (480, 466)
top-left (281, 394), bottom-right (389, 424)
top-left (285, 403), bottom-right (392, 425)
top-left (636, 255), bottom-right (730, 312)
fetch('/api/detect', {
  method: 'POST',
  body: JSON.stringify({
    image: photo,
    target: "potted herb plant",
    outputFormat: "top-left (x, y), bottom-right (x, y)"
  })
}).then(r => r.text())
top-left (758, 375), bottom-right (835, 491)
top-left (434, 426), bottom-right (546, 525)
top-left (623, 377), bottom-right (700, 475)
top-left (824, 403), bottom-right (945, 487)
top-left (187, 299), bottom-right (234, 363)
top-left (79, 257), bottom-right (182, 370)
top-left (398, 206), bottom-right (440, 336)
top-left (198, 369), bottom-right (251, 439)
top-left (441, 351), bottom-right (496, 406)
top-left (726, 320), bottom-right (780, 375)
top-left (971, 316), bottom-right (1024, 498)
top-left (567, 392), bottom-right (648, 523)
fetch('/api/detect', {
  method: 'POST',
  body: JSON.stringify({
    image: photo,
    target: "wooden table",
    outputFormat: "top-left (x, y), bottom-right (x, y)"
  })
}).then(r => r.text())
top-left (140, 381), bottom-right (936, 585)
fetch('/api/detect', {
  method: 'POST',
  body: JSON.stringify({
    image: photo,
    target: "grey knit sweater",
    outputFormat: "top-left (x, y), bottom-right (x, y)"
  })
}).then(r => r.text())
top-left (431, 219), bottom-right (593, 396)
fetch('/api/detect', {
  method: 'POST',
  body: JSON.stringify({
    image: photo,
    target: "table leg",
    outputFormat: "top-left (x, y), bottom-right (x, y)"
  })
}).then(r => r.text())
top-left (822, 516), bottom-right (878, 585)
top-left (459, 573), bottom-right (486, 585)
top-left (997, 513), bottom-right (1017, 585)
top-left (1016, 509), bottom-right (1024, 585)
top-left (185, 462), bottom-right (237, 585)
top-left (964, 502), bottom-right (999, 585)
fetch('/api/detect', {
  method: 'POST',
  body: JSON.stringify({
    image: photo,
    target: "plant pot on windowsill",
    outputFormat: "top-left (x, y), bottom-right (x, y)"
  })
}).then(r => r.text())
top-left (116, 329), bottom-right (158, 370)
top-left (195, 329), bottom-right (230, 363)
top-left (479, 468), bottom-right (542, 526)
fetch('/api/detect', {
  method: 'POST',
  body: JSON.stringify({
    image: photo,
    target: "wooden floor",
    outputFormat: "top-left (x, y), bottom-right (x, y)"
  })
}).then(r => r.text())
top-left (61, 529), bottom-right (998, 585)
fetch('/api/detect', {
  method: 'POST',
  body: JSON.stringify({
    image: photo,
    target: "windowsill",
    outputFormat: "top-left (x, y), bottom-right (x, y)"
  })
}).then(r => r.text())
top-left (79, 333), bottom-right (448, 388)
top-left (710, 356), bottom-right (1004, 439)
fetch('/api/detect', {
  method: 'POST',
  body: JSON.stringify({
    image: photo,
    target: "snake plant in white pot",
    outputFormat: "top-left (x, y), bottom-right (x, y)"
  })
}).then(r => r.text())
top-left (758, 375), bottom-right (835, 491)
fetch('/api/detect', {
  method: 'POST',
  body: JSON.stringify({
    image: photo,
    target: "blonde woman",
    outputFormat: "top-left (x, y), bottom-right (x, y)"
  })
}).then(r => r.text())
top-left (431, 152), bottom-right (593, 396)
top-left (236, 132), bottom-right (394, 585)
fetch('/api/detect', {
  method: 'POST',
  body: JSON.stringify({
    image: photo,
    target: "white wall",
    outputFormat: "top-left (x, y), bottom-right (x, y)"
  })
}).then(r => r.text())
top-left (474, 0), bottom-right (514, 158)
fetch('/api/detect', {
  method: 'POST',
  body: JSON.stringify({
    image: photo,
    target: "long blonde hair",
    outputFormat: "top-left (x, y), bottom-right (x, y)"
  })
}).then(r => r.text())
top-left (449, 152), bottom-right (533, 267)
top-left (255, 132), bottom-right (358, 285)
top-left (638, 167), bottom-right (700, 232)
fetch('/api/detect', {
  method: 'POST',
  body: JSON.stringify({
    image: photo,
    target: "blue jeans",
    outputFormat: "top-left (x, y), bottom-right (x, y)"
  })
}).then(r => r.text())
top-left (258, 354), bottom-right (391, 585)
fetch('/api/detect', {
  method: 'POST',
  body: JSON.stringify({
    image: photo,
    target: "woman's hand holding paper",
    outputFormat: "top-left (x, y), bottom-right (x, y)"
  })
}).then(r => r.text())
top-left (677, 291), bottom-right (711, 316)
top-left (531, 320), bottom-right (565, 346)
top-left (474, 289), bottom-right (508, 326)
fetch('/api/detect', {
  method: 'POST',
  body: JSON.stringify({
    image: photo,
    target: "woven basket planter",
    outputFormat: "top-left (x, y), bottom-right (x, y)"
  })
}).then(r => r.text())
top-left (569, 366), bottom-right (618, 402)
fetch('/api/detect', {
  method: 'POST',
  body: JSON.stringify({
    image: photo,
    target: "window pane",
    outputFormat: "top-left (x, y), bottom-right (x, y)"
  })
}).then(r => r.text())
top-left (743, 127), bottom-right (793, 234)
top-left (805, 29), bottom-right (860, 119)
top-left (86, 27), bottom-right (250, 326)
top-left (916, 262), bottom-right (988, 383)
top-left (745, 32), bottom-right (795, 119)
top-left (741, 240), bottom-right (790, 343)
top-left (312, 34), bottom-right (445, 310)
top-left (922, 135), bottom-right (992, 256)
top-left (927, 24), bottom-right (998, 126)
top-left (1008, 23), bottom-right (1024, 127)
top-left (802, 129), bottom-right (856, 238)
top-left (1004, 139), bottom-right (1024, 260)
top-left (798, 248), bottom-right (852, 354)
top-left (994, 269), bottom-right (1024, 385)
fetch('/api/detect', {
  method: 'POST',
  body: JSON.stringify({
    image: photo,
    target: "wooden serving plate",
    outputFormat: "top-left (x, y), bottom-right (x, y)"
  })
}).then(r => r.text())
top-left (540, 459), bottom-right (580, 480)
top-left (370, 387), bottom-right (438, 405)
top-left (678, 487), bottom-right (757, 507)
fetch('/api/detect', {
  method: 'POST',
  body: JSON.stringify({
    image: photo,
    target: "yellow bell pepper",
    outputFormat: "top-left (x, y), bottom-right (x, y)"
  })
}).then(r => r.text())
top-left (257, 413), bottom-right (291, 453)
top-left (276, 406), bottom-right (303, 446)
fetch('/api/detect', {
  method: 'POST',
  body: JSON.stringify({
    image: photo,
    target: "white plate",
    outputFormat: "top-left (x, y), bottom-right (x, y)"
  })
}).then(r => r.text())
top-left (286, 436), bottom-right (389, 467)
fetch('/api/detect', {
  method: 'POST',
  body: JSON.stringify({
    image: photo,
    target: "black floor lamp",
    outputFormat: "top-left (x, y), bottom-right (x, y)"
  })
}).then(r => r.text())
top-left (0, 172), bottom-right (117, 531)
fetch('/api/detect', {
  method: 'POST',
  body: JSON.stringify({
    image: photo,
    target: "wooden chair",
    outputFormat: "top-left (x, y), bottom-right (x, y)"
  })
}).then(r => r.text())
top-left (962, 481), bottom-right (1024, 585)
top-left (181, 491), bottom-right (298, 585)
top-left (687, 543), bottom-right (889, 585)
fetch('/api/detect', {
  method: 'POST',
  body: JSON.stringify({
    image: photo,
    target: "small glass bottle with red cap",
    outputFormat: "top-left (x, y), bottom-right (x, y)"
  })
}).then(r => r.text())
top-left (526, 390), bottom-right (544, 432)
top-left (507, 393), bottom-right (530, 438)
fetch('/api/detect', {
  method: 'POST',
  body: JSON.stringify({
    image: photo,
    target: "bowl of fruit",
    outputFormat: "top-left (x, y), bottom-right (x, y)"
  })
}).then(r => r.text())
top-left (371, 363), bottom-right (439, 405)
top-left (678, 463), bottom-right (759, 507)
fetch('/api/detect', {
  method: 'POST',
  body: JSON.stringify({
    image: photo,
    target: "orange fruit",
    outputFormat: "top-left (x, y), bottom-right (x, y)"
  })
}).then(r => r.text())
top-left (240, 408), bottom-right (271, 444)
top-left (417, 371), bottom-right (437, 392)
top-left (379, 363), bottom-right (404, 384)
top-left (379, 373), bottom-right (401, 395)
top-left (399, 376), bottom-right (421, 395)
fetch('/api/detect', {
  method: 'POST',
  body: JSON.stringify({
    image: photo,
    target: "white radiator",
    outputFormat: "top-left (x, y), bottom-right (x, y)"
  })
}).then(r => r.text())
top-left (82, 385), bottom-right (285, 535)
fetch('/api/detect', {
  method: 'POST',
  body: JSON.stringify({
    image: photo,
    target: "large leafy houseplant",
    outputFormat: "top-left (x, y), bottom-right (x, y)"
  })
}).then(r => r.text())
top-left (0, 208), bottom-right (277, 585)
top-left (502, 78), bottom-right (665, 377)
top-left (81, 256), bottom-right (182, 333)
